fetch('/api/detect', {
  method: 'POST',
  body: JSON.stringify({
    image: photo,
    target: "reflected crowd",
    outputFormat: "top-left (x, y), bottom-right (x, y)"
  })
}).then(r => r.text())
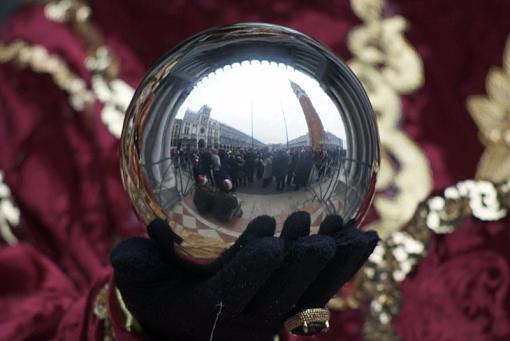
top-left (172, 145), bottom-right (345, 193)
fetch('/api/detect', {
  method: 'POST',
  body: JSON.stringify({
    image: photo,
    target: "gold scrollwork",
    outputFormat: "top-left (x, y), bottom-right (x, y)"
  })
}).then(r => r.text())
top-left (329, 0), bottom-right (432, 315)
top-left (347, 0), bottom-right (432, 240)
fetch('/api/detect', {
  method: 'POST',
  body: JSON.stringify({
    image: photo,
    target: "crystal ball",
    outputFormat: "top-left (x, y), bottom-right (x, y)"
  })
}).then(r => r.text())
top-left (120, 23), bottom-right (379, 262)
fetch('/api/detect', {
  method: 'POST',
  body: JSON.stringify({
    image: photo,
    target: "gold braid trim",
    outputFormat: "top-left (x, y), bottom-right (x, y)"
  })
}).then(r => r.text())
top-left (93, 284), bottom-right (143, 339)
top-left (115, 287), bottom-right (143, 334)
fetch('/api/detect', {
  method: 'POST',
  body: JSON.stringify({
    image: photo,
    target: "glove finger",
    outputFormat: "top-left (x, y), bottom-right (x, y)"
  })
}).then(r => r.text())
top-left (147, 218), bottom-right (181, 257)
top-left (280, 211), bottom-right (311, 243)
top-left (207, 215), bottom-right (277, 272)
top-left (148, 218), bottom-right (214, 275)
top-left (247, 234), bottom-right (336, 319)
top-left (351, 230), bottom-right (379, 271)
top-left (318, 215), bottom-right (359, 236)
top-left (206, 236), bottom-right (284, 314)
top-left (241, 215), bottom-right (277, 241)
top-left (297, 229), bottom-right (379, 309)
top-left (111, 237), bottom-right (170, 284)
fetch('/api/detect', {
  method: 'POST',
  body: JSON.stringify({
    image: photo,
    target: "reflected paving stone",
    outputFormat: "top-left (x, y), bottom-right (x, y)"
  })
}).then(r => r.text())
top-left (120, 23), bottom-right (380, 263)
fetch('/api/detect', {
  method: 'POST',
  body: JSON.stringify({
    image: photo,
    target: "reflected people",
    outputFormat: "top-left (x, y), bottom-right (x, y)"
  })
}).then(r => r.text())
top-left (194, 176), bottom-right (243, 222)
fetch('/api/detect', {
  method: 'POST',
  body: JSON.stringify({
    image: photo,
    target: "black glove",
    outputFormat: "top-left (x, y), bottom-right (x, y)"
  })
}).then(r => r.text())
top-left (111, 212), bottom-right (379, 341)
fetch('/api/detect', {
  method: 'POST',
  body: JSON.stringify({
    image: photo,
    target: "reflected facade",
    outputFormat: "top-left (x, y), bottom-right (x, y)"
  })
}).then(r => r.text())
top-left (120, 23), bottom-right (379, 262)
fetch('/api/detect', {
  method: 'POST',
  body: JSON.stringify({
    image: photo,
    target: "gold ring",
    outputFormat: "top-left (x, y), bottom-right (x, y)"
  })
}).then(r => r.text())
top-left (284, 308), bottom-right (330, 335)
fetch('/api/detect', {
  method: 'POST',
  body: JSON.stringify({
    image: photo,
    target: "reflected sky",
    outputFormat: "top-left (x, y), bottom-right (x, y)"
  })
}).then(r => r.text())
top-left (175, 60), bottom-right (346, 145)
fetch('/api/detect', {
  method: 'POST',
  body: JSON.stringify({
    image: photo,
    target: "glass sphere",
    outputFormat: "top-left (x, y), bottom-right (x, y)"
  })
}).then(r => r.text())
top-left (120, 23), bottom-right (379, 262)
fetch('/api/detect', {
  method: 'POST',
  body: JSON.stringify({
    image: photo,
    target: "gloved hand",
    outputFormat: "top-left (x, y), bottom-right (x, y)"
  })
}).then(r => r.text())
top-left (111, 212), bottom-right (378, 341)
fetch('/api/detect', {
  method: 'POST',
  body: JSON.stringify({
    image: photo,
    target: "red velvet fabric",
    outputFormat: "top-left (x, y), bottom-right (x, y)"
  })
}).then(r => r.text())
top-left (0, 1), bottom-right (510, 340)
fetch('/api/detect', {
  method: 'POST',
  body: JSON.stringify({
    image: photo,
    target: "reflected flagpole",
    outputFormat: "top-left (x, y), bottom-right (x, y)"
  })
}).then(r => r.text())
top-left (251, 101), bottom-right (254, 148)
top-left (280, 100), bottom-right (289, 148)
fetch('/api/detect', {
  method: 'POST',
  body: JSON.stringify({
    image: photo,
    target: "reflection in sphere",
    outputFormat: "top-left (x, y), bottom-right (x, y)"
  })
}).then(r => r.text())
top-left (120, 23), bottom-right (379, 262)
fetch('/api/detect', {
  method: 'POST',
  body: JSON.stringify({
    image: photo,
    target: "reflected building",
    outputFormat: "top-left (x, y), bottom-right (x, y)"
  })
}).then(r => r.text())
top-left (171, 105), bottom-right (220, 149)
top-left (170, 119), bottom-right (182, 147)
top-left (171, 104), bottom-right (265, 149)
top-left (219, 123), bottom-right (265, 149)
top-left (288, 132), bottom-right (344, 150)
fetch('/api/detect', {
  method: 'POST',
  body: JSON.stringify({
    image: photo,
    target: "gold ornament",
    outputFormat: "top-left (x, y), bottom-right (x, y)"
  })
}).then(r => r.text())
top-left (467, 35), bottom-right (510, 182)
top-left (44, 0), bottom-right (134, 138)
top-left (0, 40), bottom-right (95, 111)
